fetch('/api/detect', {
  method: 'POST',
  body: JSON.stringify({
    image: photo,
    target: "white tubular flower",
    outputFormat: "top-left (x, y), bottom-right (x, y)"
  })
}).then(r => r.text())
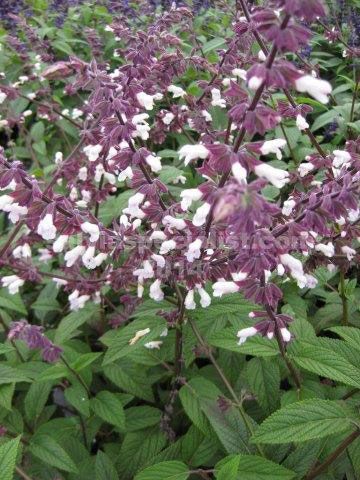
top-left (315, 242), bottom-right (335, 257)
top-left (123, 192), bottom-right (145, 219)
top-left (232, 68), bottom-right (247, 80)
top-left (282, 198), bottom-right (296, 216)
top-left (159, 239), bottom-right (176, 255)
top-left (248, 76), bottom-right (263, 90)
top-left (237, 326), bottom-right (257, 345)
top-left (78, 167), bottom-right (87, 181)
top-left (231, 271), bottom-right (248, 281)
top-left (281, 328), bottom-right (291, 342)
top-left (197, 286), bottom-right (211, 308)
top-left (82, 246), bottom-right (97, 269)
top-left (341, 245), bottom-right (356, 261)
top-left (95, 164), bottom-right (105, 182)
top-left (232, 162), bottom-right (247, 184)
top-left (180, 188), bottom-right (202, 211)
top-left (136, 92), bottom-right (163, 110)
top-left (37, 214), bottom-right (57, 240)
top-left (133, 123), bottom-right (151, 140)
top-left (213, 281), bottom-right (240, 297)
top-left (296, 114), bottom-right (309, 131)
top-left (144, 341), bottom-right (163, 349)
top-left (64, 245), bottom-right (86, 267)
top-left (193, 202), bottom-right (211, 227)
top-left (211, 88), bottom-right (226, 108)
top-left (53, 235), bottom-right (69, 253)
top-left (83, 144), bottom-right (103, 162)
top-left (304, 274), bottom-right (318, 288)
top-left (151, 254), bottom-right (166, 268)
top-left (298, 162), bottom-right (314, 177)
top-left (163, 112), bottom-right (175, 125)
top-left (149, 279), bottom-right (164, 302)
top-left (53, 278), bottom-right (68, 288)
top-left (162, 215), bottom-right (186, 231)
top-left (150, 230), bottom-right (167, 241)
top-left (1, 275), bottom-right (24, 294)
top-left (0, 195), bottom-right (14, 210)
top-left (69, 290), bottom-right (90, 311)
top-left (254, 163), bottom-right (289, 188)
top-left (279, 253), bottom-right (307, 288)
top-left (38, 248), bottom-right (53, 262)
top-left (295, 75), bottom-right (332, 104)
top-left (332, 150), bottom-right (351, 168)
top-left (348, 209), bottom-right (360, 222)
top-left (129, 328), bottom-right (150, 345)
top-left (146, 154), bottom-right (162, 173)
top-left (118, 166), bottom-right (134, 182)
top-left (4, 203), bottom-right (28, 224)
top-left (202, 110), bottom-right (212, 122)
top-left (72, 108), bottom-right (83, 119)
top-left (178, 144), bottom-right (209, 166)
top-left (134, 260), bottom-right (154, 282)
top-left (185, 238), bottom-right (202, 262)
top-left (167, 85), bottom-right (186, 98)
top-left (260, 139), bottom-right (287, 160)
top-left (258, 49), bottom-right (267, 61)
top-left (54, 151), bottom-right (63, 164)
top-left (81, 222), bottom-right (100, 243)
top-left (185, 289), bottom-right (196, 310)
top-left (0, 92), bottom-right (7, 104)
top-left (132, 113), bottom-right (149, 125)
top-left (13, 243), bottom-right (31, 259)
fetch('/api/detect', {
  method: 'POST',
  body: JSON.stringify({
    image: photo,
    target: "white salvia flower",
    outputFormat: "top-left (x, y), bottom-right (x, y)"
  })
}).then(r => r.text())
top-left (132, 219), bottom-right (142, 230)
top-left (180, 188), bottom-right (202, 211)
top-left (151, 254), bottom-right (166, 268)
top-left (4, 203), bottom-right (28, 223)
top-left (120, 214), bottom-right (130, 227)
top-left (163, 112), bottom-right (175, 125)
top-left (315, 242), bottom-right (335, 257)
top-left (1, 275), bottom-right (24, 294)
top-left (197, 286), bottom-right (211, 308)
top-left (295, 75), bottom-right (332, 104)
top-left (150, 230), bottom-right (167, 241)
top-left (231, 271), bottom-right (248, 281)
top-left (211, 88), bottom-right (226, 108)
top-left (129, 328), bottom-right (151, 345)
top-left (0, 180), bottom-right (16, 191)
top-left (213, 281), bottom-right (240, 297)
top-left (72, 108), bottom-right (83, 119)
top-left (332, 150), bottom-right (351, 168)
top-left (18, 75), bottom-right (29, 83)
top-left (167, 85), bottom-right (186, 98)
top-left (193, 202), bottom-right (211, 227)
top-left (162, 215), bottom-right (186, 231)
top-left (281, 328), bottom-right (291, 342)
top-left (279, 253), bottom-right (307, 288)
top-left (13, 243), bottom-right (31, 259)
top-left (83, 144), bottom-right (102, 162)
top-left (95, 164), bottom-right (105, 182)
top-left (258, 50), bottom-right (267, 61)
top-left (144, 341), bottom-right (163, 349)
top-left (38, 248), bottom-right (52, 262)
top-left (146, 154), bottom-right (162, 173)
top-left (37, 214), bottom-right (57, 240)
top-left (123, 192), bottom-right (145, 219)
top-left (149, 279), bottom-right (164, 302)
top-left (178, 144), bottom-right (209, 166)
top-left (81, 222), bottom-right (100, 243)
top-left (27, 93), bottom-right (36, 100)
top-left (282, 198), bottom-right (296, 216)
top-left (69, 290), bottom-right (90, 311)
top-left (53, 235), bottom-right (69, 253)
top-left (0, 92), bottom-right (7, 104)
top-left (159, 239), bottom-right (177, 255)
top-left (185, 238), bottom-right (202, 262)
top-left (53, 278), bottom-right (68, 288)
top-left (185, 289), bottom-right (196, 310)
top-left (232, 68), bottom-right (247, 80)
top-left (136, 92), bottom-right (163, 110)
top-left (107, 146), bottom-right (118, 160)
top-left (232, 162), bottom-right (247, 183)
top-left (64, 245), bottom-right (86, 267)
top-left (248, 76), bottom-right (263, 90)
top-left (237, 327), bottom-right (258, 345)
top-left (260, 139), bottom-right (287, 160)
top-left (54, 151), bottom-right (63, 164)
top-left (133, 123), bottom-right (151, 141)
top-left (23, 110), bottom-right (32, 117)
top-left (348, 209), bottom-right (360, 222)
top-left (202, 110), bottom-right (212, 122)
top-left (133, 260), bottom-right (154, 282)
top-left (254, 163), bottom-right (289, 188)
top-left (132, 113), bottom-right (149, 125)
top-left (173, 175), bottom-right (187, 184)
top-left (105, 25), bottom-right (114, 32)
top-left (82, 246), bottom-right (97, 269)
top-left (78, 167), bottom-right (88, 181)
top-left (296, 114), bottom-right (309, 131)
top-left (305, 274), bottom-right (318, 288)
top-left (298, 162), bottom-right (314, 177)
top-left (118, 166), bottom-right (134, 182)
top-left (341, 245), bottom-right (356, 261)
top-left (160, 328), bottom-right (168, 337)
top-left (0, 195), bottom-right (14, 210)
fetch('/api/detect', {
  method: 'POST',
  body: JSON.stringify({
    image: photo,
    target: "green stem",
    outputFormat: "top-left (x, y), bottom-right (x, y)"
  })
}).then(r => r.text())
top-left (340, 272), bottom-right (349, 326)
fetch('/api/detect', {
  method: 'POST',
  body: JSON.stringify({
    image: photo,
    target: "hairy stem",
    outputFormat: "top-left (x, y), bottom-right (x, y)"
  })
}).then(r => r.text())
top-left (15, 466), bottom-right (34, 480)
top-left (61, 355), bottom-right (91, 396)
top-left (339, 272), bottom-right (349, 326)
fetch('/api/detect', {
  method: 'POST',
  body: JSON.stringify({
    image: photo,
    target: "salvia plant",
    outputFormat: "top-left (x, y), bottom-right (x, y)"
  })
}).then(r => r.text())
top-left (0, 0), bottom-right (359, 479)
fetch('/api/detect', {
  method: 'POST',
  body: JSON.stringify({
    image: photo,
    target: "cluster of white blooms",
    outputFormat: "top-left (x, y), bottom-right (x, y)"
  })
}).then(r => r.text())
top-left (136, 91), bottom-right (163, 110)
top-left (69, 290), bottom-right (90, 311)
top-left (83, 144), bottom-right (103, 162)
top-left (37, 214), bottom-right (57, 240)
top-left (211, 88), bottom-right (226, 108)
top-left (295, 75), bottom-right (332, 104)
top-left (178, 144), bottom-right (209, 166)
top-left (0, 195), bottom-right (28, 223)
top-left (81, 222), bottom-right (100, 243)
top-left (254, 163), bottom-right (289, 188)
top-left (13, 243), bottom-right (31, 259)
top-left (123, 193), bottom-right (145, 219)
top-left (132, 113), bottom-right (151, 140)
top-left (260, 139), bottom-right (287, 160)
top-left (185, 285), bottom-right (211, 309)
top-left (279, 253), bottom-right (317, 289)
top-left (1, 275), bottom-right (25, 294)
top-left (167, 85), bottom-right (186, 98)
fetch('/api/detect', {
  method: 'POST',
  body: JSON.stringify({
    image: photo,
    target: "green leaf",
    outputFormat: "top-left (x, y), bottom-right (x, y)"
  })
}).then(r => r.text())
top-left (55, 303), bottom-right (99, 343)
top-left (246, 358), bottom-right (280, 415)
top-left (29, 434), bottom-right (78, 473)
top-left (125, 406), bottom-right (161, 431)
top-left (95, 451), bottom-right (118, 480)
top-left (25, 381), bottom-right (52, 423)
top-left (30, 122), bottom-right (45, 142)
top-left (252, 400), bottom-right (356, 444)
top-left (91, 391), bottom-right (125, 430)
top-left (328, 326), bottom-right (360, 352)
top-left (0, 289), bottom-right (26, 314)
top-left (0, 383), bottom-right (14, 411)
top-left (202, 37), bottom-right (226, 54)
top-left (0, 436), bottom-right (21, 480)
top-left (134, 461), bottom-right (190, 480)
top-left (0, 364), bottom-right (31, 384)
top-left (209, 328), bottom-right (279, 357)
top-left (216, 455), bottom-right (240, 480)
